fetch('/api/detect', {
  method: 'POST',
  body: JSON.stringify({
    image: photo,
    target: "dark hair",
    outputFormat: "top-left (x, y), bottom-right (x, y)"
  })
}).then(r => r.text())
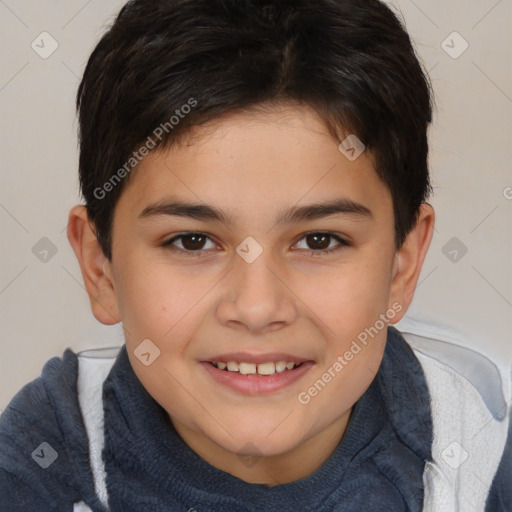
top-left (77, 0), bottom-right (433, 260)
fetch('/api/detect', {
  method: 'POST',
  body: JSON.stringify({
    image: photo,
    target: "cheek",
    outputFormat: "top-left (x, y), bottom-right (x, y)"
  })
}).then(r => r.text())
top-left (301, 253), bottom-right (392, 410)
top-left (116, 261), bottom-right (206, 413)
top-left (296, 255), bottom-right (393, 345)
top-left (113, 256), bottom-right (200, 348)
top-left (298, 333), bottom-right (386, 430)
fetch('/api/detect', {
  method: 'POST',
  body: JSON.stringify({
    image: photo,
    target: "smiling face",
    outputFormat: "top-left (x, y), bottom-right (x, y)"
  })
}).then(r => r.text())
top-left (69, 103), bottom-right (434, 484)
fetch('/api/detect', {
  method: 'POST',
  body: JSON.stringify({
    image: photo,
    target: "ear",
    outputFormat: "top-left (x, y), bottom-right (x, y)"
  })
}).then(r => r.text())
top-left (387, 203), bottom-right (435, 323)
top-left (67, 205), bottom-right (121, 325)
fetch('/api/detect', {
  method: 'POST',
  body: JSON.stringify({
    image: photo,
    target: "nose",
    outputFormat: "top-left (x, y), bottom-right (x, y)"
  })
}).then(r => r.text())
top-left (216, 248), bottom-right (298, 335)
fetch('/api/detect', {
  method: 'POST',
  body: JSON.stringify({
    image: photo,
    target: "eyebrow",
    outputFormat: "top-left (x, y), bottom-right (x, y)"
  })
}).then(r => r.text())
top-left (138, 198), bottom-right (373, 225)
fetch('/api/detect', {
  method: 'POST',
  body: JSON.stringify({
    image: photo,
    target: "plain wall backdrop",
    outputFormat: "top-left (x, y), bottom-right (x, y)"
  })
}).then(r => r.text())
top-left (1, 0), bottom-right (511, 411)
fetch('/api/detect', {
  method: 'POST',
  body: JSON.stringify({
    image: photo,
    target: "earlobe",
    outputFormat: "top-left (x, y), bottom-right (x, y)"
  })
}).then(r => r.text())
top-left (67, 205), bottom-right (121, 326)
top-left (388, 203), bottom-right (435, 323)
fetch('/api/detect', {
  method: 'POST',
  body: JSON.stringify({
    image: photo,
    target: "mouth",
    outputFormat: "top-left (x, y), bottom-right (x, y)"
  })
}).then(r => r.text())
top-left (200, 354), bottom-right (314, 395)
top-left (208, 360), bottom-right (303, 376)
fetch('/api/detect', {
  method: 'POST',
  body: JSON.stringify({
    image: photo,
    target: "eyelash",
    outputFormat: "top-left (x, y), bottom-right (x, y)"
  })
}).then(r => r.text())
top-left (161, 231), bottom-right (350, 257)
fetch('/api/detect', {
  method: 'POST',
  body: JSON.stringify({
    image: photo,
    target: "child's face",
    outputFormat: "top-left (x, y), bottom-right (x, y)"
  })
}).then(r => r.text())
top-left (102, 105), bottom-right (412, 469)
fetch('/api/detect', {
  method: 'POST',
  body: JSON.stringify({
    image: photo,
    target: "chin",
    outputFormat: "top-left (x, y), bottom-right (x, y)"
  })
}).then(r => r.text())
top-left (213, 424), bottom-right (306, 458)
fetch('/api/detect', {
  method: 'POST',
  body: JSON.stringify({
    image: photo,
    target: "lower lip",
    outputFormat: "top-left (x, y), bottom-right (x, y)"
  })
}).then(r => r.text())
top-left (200, 361), bottom-right (314, 395)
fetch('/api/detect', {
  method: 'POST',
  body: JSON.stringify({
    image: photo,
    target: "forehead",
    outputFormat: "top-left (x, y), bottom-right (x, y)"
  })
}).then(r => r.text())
top-left (118, 105), bottom-right (391, 223)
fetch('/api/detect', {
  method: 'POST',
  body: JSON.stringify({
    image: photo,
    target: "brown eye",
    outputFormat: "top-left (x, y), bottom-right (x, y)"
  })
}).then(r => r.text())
top-left (180, 234), bottom-right (207, 250)
top-left (163, 232), bottom-right (217, 253)
top-left (295, 232), bottom-right (349, 254)
top-left (305, 233), bottom-right (331, 250)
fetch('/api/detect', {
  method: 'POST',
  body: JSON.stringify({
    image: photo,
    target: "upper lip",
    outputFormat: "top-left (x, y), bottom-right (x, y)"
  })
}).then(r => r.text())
top-left (203, 352), bottom-right (312, 364)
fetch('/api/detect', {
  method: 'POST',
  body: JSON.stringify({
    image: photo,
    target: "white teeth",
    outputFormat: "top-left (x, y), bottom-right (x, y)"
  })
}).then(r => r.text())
top-left (257, 362), bottom-right (276, 375)
top-left (214, 360), bottom-right (299, 375)
top-left (239, 362), bottom-right (256, 375)
top-left (275, 361), bottom-right (287, 373)
top-left (227, 361), bottom-right (239, 372)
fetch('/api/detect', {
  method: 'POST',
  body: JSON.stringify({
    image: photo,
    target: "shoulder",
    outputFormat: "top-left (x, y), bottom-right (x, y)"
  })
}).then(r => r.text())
top-left (397, 324), bottom-right (511, 512)
top-left (485, 407), bottom-right (512, 511)
top-left (0, 349), bottom-right (97, 510)
top-left (0, 349), bottom-right (80, 448)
